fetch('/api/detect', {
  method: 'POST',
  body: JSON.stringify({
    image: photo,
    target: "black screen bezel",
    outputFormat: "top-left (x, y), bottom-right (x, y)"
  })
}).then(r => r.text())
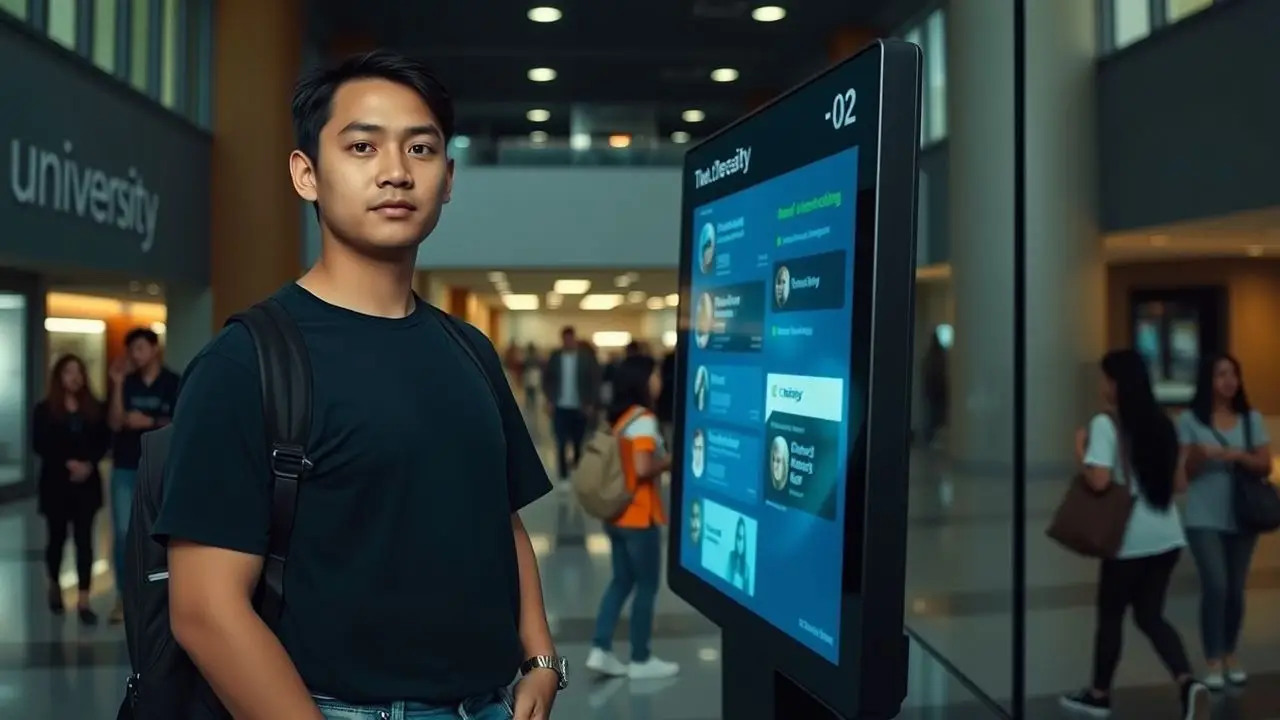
top-left (668, 40), bottom-right (922, 718)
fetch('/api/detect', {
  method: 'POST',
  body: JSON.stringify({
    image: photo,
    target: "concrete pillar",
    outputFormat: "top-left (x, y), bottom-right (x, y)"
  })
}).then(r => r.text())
top-left (164, 285), bottom-right (213, 373)
top-left (210, 0), bottom-right (303, 329)
top-left (947, 1), bottom-right (1104, 477)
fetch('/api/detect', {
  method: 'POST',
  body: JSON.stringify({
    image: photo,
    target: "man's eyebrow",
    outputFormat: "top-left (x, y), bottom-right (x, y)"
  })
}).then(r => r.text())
top-left (336, 122), bottom-right (441, 139)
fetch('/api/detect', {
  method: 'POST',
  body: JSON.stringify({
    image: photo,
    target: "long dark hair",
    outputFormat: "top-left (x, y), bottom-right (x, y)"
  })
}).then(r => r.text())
top-left (1100, 349), bottom-right (1177, 509)
top-left (46, 354), bottom-right (101, 423)
top-left (606, 355), bottom-right (656, 425)
top-left (1189, 353), bottom-right (1251, 427)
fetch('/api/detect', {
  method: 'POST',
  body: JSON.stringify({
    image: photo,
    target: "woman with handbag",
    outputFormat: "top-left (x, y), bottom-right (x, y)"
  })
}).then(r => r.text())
top-left (1178, 353), bottom-right (1272, 689)
top-left (1060, 350), bottom-right (1208, 719)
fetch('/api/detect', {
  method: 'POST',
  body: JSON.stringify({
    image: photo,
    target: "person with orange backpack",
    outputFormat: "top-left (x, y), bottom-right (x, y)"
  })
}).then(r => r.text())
top-left (582, 356), bottom-right (680, 681)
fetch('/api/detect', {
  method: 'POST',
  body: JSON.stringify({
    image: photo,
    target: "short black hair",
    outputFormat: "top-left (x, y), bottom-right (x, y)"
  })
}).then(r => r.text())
top-left (561, 326), bottom-right (575, 337)
top-left (124, 328), bottom-right (159, 347)
top-left (291, 49), bottom-right (455, 163)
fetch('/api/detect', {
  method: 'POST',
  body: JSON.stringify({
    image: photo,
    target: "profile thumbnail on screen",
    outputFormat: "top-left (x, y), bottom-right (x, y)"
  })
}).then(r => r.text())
top-left (698, 498), bottom-right (758, 597)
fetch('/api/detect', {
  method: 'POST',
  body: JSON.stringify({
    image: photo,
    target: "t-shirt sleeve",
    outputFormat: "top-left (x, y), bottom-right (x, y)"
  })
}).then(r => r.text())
top-left (1175, 411), bottom-right (1196, 445)
top-left (459, 322), bottom-right (552, 513)
top-left (1249, 410), bottom-right (1271, 446)
top-left (151, 325), bottom-right (272, 555)
top-left (1083, 413), bottom-right (1118, 469)
top-left (622, 413), bottom-right (661, 454)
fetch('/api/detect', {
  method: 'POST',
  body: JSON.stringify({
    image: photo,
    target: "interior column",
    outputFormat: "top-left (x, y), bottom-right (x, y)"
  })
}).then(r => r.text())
top-left (209, 0), bottom-right (304, 329)
top-left (946, 0), bottom-right (1104, 477)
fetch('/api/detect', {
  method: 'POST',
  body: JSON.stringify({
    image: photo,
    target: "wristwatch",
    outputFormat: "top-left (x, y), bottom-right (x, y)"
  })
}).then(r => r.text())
top-left (520, 655), bottom-right (569, 690)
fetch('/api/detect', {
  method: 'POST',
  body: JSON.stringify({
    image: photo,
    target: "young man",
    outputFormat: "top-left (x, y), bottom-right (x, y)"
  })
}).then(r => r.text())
top-left (107, 327), bottom-right (179, 624)
top-left (153, 51), bottom-right (561, 720)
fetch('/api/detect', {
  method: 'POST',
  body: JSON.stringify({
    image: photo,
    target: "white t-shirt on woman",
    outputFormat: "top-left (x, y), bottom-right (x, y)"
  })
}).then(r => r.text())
top-left (1083, 413), bottom-right (1186, 560)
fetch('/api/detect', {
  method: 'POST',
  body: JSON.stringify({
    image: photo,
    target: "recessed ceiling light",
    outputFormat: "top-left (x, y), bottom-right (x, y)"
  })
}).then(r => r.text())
top-left (614, 274), bottom-right (632, 288)
top-left (526, 108), bottom-right (551, 123)
top-left (645, 297), bottom-right (666, 310)
top-left (664, 293), bottom-right (680, 307)
top-left (545, 291), bottom-right (562, 308)
top-left (487, 271), bottom-right (507, 283)
top-left (626, 290), bottom-right (647, 304)
top-left (553, 279), bottom-right (591, 295)
top-left (569, 133), bottom-right (591, 150)
top-left (452, 135), bottom-right (471, 149)
top-left (608, 134), bottom-right (631, 148)
top-left (527, 6), bottom-right (562, 23)
top-left (502, 294), bottom-right (540, 311)
top-left (710, 67), bottom-right (739, 83)
top-left (580, 293), bottom-right (625, 311)
top-left (529, 130), bottom-right (549, 143)
top-left (671, 131), bottom-right (691, 144)
top-left (527, 67), bottom-right (557, 82)
top-left (751, 5), bottom-right (787, 22)
top-left (682, 109), bottom-right (706, 123)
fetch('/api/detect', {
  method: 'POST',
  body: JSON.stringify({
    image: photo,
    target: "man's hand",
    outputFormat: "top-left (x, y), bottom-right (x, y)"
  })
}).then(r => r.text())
top-left (66, 460), bottom-right (92, 483)
top-left (109, 356), bottom-right (132, 386)
top-left (125, 411), bottom-right (155, 430)
top-left (511, 669), bottom-right (558, 720)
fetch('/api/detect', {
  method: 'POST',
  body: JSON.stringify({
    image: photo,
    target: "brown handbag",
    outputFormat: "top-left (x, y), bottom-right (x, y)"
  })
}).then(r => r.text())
top-left (1046, 415), bottom-right (1136, 559)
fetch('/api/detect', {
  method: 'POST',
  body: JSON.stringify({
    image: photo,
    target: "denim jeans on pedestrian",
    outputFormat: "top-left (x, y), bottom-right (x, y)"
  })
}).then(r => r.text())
top-left (110, 468), bottom-right (139, 593)
top-left (592, 524), bottom-right (661, 663)
top-left (1185, 528), bottom-right (1258, 660)
top-left (313, 688), bottom-right (513, 720)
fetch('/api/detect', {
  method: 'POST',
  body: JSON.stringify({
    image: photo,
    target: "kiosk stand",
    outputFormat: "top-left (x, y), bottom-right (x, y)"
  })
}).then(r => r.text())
top-left (667, 38), bottom-right (922, 720)
top-left (723, 632), bottom-right (910, 720)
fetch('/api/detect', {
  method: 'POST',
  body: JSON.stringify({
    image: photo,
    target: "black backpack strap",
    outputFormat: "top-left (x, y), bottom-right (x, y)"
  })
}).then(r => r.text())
top-left (226, 298), bottom-right (313, 630)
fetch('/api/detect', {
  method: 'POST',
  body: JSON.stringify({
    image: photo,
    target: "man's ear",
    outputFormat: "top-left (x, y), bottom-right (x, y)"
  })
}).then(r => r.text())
top-left (289, 150), bottom-right (318, 202)
top-left (442, 157), bottom-right (455, 204)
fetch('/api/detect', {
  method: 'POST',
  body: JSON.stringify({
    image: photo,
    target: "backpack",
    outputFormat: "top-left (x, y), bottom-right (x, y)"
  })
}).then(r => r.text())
top-left (571, 408), bottom-right (647, 521)
top-left (116, 298), bottom-right (500, 719)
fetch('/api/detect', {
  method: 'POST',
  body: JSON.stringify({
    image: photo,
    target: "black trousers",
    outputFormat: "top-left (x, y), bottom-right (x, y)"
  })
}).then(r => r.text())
top-left (1092, 548), bottom-right (1192, 690)
top-left (45, 507), bottom-right (97, 592)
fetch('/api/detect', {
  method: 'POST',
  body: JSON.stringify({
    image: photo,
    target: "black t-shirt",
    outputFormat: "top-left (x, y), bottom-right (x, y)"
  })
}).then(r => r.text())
top-left (151, 284), bottom-right (552, 704)
top-left (112, 367), bottom-right (180, 470)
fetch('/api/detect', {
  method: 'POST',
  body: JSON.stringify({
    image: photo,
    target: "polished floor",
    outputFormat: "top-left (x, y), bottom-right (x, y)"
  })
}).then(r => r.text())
top-left (1, 413), bottom-right (1278, 718)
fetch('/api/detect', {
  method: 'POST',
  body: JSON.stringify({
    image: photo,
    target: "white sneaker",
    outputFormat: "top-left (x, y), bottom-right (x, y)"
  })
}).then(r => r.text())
top-left (1202, 670), bottom-right (1225, 690)
top-left (627, 656), bottom-right (680, 680)
top-left (1226, 665), bottom-right (1248, 685)
top-left (585, 648), bottom-right (627, 677)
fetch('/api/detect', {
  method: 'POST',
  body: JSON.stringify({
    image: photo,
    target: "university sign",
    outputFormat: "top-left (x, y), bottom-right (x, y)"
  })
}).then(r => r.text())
top-left (8, 138), bottom-right (161, 252)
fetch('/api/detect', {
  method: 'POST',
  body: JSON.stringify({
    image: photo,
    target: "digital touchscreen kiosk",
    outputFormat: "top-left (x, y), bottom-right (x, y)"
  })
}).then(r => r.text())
top-left (669, 40), bottom-right (921, 719)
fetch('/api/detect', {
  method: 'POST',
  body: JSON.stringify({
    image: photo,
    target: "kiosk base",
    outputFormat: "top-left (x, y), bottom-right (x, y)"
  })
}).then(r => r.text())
top-left (721, 632), bottom-right (909, 720)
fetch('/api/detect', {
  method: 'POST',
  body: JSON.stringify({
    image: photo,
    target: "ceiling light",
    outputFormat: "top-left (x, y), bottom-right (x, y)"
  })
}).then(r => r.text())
top-left (751, 5), bottom-right (787, 22)
top-left (553, 279), bottom-right (591, 295)
top-left (646, 297), bottom-right (666, 310)
top-left (592, 331), bottom-right (633, 348)
top-left (502, 294), bottom-right (540, 311)
top-left (526, 108), bottom-right (551, 122)
top-left (151, 322), bottom-right (167, 334)
top-left (671, 131), bottom-right (691, 144)
top-left (682, 109), bottom-right (706, 123)
top-left (545, 291), bottom-right (562, 307)
top-left (45, 317), bottom-right (107, 334)
top-left (527, 67), bottom-right (557, 82)
top-left (664, 293), bottom-right (680, 307)
top-left (608, 134), bottom-right (631, 148)
top-left (710, 67), bottom-right (740, 83)
top-left (527, 6), bottom-right (562, 23)
top-left (662, 330), bottom-right (678, 348)
top-left (453, 135), bottom-right (471, 149)
top-left (580, 293), bottom-right (625, 311)
top-left (487, 271), bottom-right (507, 283)
top-left (570, 133), bottom-right (591, 150)
top-left (614, 274), bottom-right (632, 288)
top-left (529, 130), bottom-right (549, 143)
top-left (626, 290), bottom-right (647, 304)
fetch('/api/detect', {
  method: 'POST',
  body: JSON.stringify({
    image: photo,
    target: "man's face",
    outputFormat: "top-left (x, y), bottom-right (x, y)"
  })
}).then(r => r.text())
top-left (291, 78), bottom-right (454, 252)
top-left (562, 331), bottom-right (576, 349)
top-left (775, 269), bottom-right (789, 303)
top-left (771, 441), bottom-right (787, 483)
top-left (128, 338), bottom-right (156, 369)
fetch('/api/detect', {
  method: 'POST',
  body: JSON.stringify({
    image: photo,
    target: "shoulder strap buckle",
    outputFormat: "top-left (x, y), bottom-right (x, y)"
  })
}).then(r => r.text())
top-left (270, 443), bottom-right (312, 480)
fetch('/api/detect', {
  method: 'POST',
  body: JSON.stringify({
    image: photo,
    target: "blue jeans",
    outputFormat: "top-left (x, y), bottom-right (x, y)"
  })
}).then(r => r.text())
top-left (314, 688), bottom-right (513, 720)
top-left (592, 524), bottom-right (661, 662)
top-left (110, 468), bottom-right (139, 594)
top-left (1186, 528), bottom-right (1259, 660)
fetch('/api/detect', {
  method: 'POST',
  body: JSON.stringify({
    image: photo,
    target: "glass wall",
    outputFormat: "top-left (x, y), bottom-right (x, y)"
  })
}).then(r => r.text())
top-left (127, 0), bottom-right (148, 92)
top-left (45, 0), bottom-right (76, 50)
top-left (899, 7), bottom-right (948, 147)
top-left (92, 0), bottom-right (118, 72)
top-left (0, 0), bottom-right (25, 19)
top-left (1100, 0), bottom-right (1225, 54)
top-left (0, 293), bottom-right (28, 490)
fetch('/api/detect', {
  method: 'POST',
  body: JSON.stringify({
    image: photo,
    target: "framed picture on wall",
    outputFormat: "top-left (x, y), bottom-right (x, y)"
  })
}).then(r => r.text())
top-left (1129, 287), bottom-right (1227, 405)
